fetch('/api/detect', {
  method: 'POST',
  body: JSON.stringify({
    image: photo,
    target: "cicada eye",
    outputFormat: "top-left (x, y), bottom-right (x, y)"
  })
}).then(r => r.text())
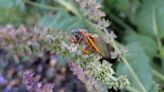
top-left (70, 29), bottom-right (80, 38)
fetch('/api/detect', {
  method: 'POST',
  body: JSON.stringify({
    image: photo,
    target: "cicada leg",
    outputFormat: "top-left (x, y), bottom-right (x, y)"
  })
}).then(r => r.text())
top-left (82, 48), bottom-right (90, 54)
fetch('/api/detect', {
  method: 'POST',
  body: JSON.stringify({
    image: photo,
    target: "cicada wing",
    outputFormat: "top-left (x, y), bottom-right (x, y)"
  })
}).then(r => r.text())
top-left (94, 37), bottom-right (111, 57)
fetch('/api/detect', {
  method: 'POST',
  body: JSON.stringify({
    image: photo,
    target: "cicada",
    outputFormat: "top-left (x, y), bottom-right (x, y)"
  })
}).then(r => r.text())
top-left (69, 29), bottom-right (117, 63)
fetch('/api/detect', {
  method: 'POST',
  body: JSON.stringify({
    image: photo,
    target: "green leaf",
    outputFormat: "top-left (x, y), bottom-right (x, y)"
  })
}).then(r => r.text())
top-left (104, 0), bottom-right (139, 14)
top-left (134, 0), bottom-right (164, 38)
top-left (104, 0), bottom-right (129, 12)
top-left (124, 31), bottom-right (157, 58)
top-left (39, 12), bottom-right (86, 32)
top-left (0, 8), bottom-right (22, 25)
top-left (0, 0), bottom-right (25, 10)
top-left (117, 42), bottom-right (158, 92)
top-left (114, 0), bottom-right (129, 12)
top-left (0, 0), bottom-right (15, 8)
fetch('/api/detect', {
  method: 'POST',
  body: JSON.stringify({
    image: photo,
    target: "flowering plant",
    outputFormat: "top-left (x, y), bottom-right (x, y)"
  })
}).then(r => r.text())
top-left (0, 0), bottom-right (164, 92)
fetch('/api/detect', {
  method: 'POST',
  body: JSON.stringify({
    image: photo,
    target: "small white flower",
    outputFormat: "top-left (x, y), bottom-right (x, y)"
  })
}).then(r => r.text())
top-left (61, 42), bottom-right (79, 53)
top-left (120, 46), bottom-right (128, 55)
top-left (97, 18), bottom-right (110, 30)
top-left (70, 44), bottom-right (79, 52)
top-left (110, 51), bottom-right (117, 59)
top-left (117, 76), bottom-right (130, 89)
top-left (109, 31), bottom-right (117, 40)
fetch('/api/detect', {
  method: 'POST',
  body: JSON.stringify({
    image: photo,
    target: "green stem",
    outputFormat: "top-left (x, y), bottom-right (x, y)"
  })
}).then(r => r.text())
top-left (25, 0), bottom-right (64, 11)
top-left (25, 0), bottom-right (100, 34)
top-left (152, 69), bottom-right (164, 82)
top-left (55, 0), bottom-right (82, 18)
top-left (152, 8), bottom-right (163, 55)
top-left (55, 0), bottom-right (102, 35)
top-left (111, 40), bottom-right (147, 92)
top-left (152, 6), bottom-right (164, 69)
top-left (105, 8), bottom-right (147, 92)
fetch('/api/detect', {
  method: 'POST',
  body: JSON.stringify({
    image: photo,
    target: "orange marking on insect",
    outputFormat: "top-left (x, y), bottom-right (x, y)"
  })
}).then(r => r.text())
top-left (82, 48), bottom-right (90, 54)
top-left (70, 29), bottom-right (103, 55)
top-left (85, 34), bottom-right (101, 54)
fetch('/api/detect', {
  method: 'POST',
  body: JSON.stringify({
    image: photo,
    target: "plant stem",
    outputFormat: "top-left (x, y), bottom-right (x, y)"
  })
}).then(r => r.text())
top-left (152, 6), bottom-right (164, 69)
top-left (55, 0), bottom-right (102, 35)
top-left (25, 0), bottom-right (100, 34)
top-left (111, 40), bottom-right (147, 92)
top-left (152, 8), bottom-right (163, 55)
top-left (152, 69), bottom-right (164, 82)
top-left (25, 0), bottom-right (64, 11)
top-left (105, 7), bottom-right (152, 91)
top-left (55, 0), bottom-right (82, 18)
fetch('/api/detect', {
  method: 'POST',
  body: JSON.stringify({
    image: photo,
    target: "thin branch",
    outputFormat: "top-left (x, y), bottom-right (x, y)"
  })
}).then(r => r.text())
top-left (152, 69), bottom-right (164, 82)
top-left (55, 0), bottom-right (82, 18)
top-left (152, 6), bottom-right (163, 54)
top-left (152, 6), bottom-right (164, 69)
top-left (111, 40), bottom-right (147, 92)
top-left (55, 0), bottom-right (102, 35)
top-left (25, 0), bottom-right (65, 11)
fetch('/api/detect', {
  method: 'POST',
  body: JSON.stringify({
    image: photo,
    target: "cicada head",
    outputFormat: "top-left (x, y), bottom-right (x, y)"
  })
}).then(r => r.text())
top-left (71, 29), bottom-right (88, 36)
top-left (70, 29), bottom-right (88, 44)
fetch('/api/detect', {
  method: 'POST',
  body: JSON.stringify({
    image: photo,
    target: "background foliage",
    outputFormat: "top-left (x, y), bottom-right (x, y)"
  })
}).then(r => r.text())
top-left (0, 0), bottom-right (164, 92)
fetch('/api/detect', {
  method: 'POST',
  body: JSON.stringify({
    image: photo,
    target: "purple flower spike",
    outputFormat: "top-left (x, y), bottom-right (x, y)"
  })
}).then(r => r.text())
top-left (0, 75), bottom-right (7, 85)
top-left (23, 70), bottom-right (54, 92)
top-left (23, 71), bottom-right (37, 91)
